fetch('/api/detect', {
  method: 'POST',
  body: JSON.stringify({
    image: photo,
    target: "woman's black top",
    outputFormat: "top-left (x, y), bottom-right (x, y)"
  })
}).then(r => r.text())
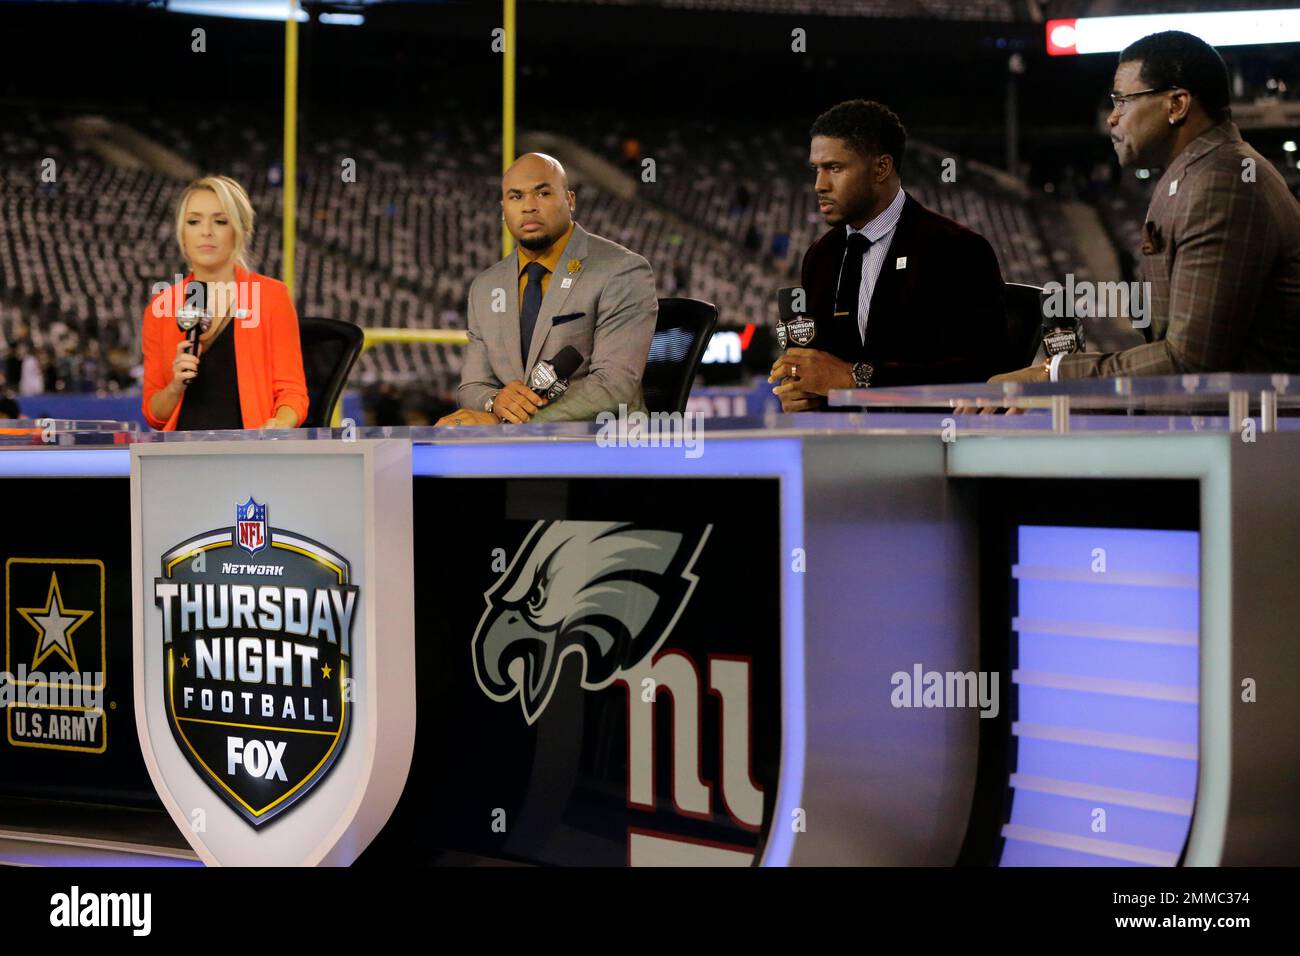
top-left (175, 322), bottom-right (242, 430)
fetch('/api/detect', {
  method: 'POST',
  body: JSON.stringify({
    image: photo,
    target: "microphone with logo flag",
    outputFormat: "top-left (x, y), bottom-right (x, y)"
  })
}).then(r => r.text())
top-left (776, 286), bottom-right (817, 349)
top-left (175, 280), bottom-right (212, 386)
top-left (528, 345), bottom-right (584, 402)
top-left (1041, 309), bottom-right (1085, 359)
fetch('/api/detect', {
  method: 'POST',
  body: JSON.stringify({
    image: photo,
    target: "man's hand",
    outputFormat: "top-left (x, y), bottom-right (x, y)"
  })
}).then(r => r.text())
top-left (955, 363), bottom-right (1049, 415)
top-left (772, 380), bottom-right (827, 412)
top-left (436, 409), bottom-right (499, 427)
top-left (767, 348), bottom-right (853, 397)
top-left (493, 380), bottom-right (547, 423)
top-left (990, 364), bottom-right (1050, 385)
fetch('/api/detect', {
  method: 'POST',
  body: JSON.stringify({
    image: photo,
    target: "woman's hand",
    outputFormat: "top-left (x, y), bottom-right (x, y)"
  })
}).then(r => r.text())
top-left (169, 339), bottom-right (199, 393)
top-left (261, 406), bottom-right (300, 429)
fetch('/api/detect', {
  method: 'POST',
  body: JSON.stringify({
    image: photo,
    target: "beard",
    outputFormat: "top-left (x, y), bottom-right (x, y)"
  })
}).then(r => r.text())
top-left (821, 190), bottom-right (873, 228)
top-left (517, 228), bottom-right (560, 251)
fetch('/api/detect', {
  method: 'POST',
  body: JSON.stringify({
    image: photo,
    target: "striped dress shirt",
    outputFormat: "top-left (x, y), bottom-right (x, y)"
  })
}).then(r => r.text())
top-left (840, 185), bottom-right (907, 344)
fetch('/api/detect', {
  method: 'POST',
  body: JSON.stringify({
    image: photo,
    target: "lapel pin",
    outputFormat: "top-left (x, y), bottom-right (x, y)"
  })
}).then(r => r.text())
top-left (566, 259), bottom-right (581, 275)
top-left (896, 256), bottom-right (908, 270)
top-left (1169, 179), bottom-right (1178, 196)
top-left (560, 277), bottom-right (574, 289)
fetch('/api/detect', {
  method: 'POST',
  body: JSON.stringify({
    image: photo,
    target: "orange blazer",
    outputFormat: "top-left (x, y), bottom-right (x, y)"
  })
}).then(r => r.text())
top-left (141, 266), bottom-right (309, 431)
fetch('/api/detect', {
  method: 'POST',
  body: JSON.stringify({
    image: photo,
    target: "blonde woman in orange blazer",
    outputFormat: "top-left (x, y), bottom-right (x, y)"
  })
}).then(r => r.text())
top-left (142, 175), bottom-right (308, 431)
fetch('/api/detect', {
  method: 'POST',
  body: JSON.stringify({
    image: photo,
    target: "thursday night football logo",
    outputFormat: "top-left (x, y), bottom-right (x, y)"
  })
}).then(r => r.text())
top-left (153, 499), bottom-right (358, 827)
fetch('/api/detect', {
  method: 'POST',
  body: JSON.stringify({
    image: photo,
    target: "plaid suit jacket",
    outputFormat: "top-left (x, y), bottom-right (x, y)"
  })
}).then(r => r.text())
top-left (1059, 121), bottom-right (1300, 378)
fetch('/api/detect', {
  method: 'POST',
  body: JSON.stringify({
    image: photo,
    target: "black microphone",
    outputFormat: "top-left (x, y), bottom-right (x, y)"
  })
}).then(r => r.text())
top-left (776, 286), bottom-right (817, 348)
top-left (528, 346), bottom-right (583, 401)
top-left (1041, 311), bottom-right (1085, 358)
top-left (176, 280), bottom-right (212, 386)
top-left (774, 288), bottom-right (791, 350)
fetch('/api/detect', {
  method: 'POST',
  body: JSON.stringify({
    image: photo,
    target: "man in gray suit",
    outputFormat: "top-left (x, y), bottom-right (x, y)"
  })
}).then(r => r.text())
top-left (438, 153), bottom-right (658, 425)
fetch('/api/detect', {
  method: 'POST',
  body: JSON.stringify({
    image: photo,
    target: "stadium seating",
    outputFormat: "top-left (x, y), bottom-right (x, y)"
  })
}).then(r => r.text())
top-left (1, 105), bottom-right (1092, 401)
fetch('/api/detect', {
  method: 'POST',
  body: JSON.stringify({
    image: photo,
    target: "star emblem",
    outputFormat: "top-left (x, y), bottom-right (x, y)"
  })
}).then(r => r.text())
top-left (17, 572), bottom-right (93, 672)
top-left (321, 663), bottom-right (332, 680)
top-left (180, 653), bottom-right (191, 669)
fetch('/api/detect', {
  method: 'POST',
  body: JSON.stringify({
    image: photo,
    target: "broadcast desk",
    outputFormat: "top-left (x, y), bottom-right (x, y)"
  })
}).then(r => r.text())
top-left (1, 377), bottom-right (1296, 866)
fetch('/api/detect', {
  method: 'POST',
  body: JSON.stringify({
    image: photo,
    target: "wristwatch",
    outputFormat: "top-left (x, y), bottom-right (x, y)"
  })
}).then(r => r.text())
top-left (851, 361), bottom-right (873, 388)
top-left (485, 395), bottom-right (496, 415)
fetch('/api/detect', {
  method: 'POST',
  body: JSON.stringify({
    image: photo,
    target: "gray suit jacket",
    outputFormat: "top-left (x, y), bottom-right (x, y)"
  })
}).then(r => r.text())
top-left (458, 223), bottom-right (658, 421)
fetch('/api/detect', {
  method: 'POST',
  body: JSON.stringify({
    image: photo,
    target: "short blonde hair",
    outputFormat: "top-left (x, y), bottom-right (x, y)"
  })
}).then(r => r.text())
top-left (175, 175), bottom-right (255, 270)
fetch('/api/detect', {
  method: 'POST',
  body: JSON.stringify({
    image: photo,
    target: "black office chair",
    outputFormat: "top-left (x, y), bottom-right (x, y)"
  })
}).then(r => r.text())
top-left (298, 317), bottom-right (365, 427)
top-left (643, 298), bottom-right (719, 414)
top-left (1003, 282), bottom-right (1048, 371)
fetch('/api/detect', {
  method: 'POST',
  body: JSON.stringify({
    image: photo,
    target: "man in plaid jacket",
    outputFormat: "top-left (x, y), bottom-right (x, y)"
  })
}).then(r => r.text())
top-left (997, 30), bottom-right (1300, 383)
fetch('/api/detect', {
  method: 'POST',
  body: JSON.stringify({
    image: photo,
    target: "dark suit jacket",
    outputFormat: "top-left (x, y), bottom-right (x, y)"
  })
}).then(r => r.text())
top-left (799, 192), bottom-right (1007, 387)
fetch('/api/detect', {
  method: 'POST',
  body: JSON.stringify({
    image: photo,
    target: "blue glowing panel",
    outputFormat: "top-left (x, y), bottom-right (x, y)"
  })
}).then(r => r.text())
top-left (1016, 632), bottom-right (1197, 686)
top-left (1000, 526), bottom-right (1200, 867)
top-left (1013, 737), bottom-right (1199, 798)
top-left (0, 450), bottom-right (129, 477)
top-left (1000, 839), bottom-right (1138, 867)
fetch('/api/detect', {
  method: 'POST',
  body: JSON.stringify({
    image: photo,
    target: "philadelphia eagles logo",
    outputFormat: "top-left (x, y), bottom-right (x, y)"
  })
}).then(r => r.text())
top-left (472, 521), bottom-right (711, 724)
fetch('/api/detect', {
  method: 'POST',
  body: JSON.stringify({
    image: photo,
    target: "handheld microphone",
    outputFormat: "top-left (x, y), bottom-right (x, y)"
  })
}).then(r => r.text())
top-left (1041, 311), bottom-right (1085, 358)
top-left (776, 287), bottom-right (817, 348)
top-left (528, 346), bottom-right (583, 401)
top-left (176, 280), bottom-right (212, 387)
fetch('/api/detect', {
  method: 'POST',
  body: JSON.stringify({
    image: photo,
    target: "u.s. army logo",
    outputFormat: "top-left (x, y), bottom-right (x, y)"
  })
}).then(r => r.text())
top-left (4, 558), bottom-right (106, 754)
top-left (152, 500), bottom-right (357, 827)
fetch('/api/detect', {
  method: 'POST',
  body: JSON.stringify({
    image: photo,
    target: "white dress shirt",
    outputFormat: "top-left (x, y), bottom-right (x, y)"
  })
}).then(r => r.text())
top-left (1048, 352), bottom-right (1064, 381)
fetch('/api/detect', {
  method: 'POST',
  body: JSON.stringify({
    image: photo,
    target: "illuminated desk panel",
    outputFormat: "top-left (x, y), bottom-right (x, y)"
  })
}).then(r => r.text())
top-left (0, 414), bottom-right (1294, 867)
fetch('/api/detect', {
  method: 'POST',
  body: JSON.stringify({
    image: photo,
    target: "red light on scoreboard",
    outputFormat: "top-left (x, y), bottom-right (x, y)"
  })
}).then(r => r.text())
top-left (1046, 19), bottom-right (1079, 56)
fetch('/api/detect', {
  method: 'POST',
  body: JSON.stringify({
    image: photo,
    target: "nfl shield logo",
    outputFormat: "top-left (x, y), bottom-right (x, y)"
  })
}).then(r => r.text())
top-left (236, 497), bottom-right (268, 556)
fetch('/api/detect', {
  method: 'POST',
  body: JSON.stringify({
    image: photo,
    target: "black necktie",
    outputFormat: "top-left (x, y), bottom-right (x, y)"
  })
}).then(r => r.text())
top-left (835, 232), bottom-right (872, 325)
top-left (519, 261), bottom-right (547, 368)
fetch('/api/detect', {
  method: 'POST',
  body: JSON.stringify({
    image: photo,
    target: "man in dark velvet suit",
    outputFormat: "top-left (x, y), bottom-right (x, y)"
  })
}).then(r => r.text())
top-left (769, 100), bottom-right (1008, 411)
